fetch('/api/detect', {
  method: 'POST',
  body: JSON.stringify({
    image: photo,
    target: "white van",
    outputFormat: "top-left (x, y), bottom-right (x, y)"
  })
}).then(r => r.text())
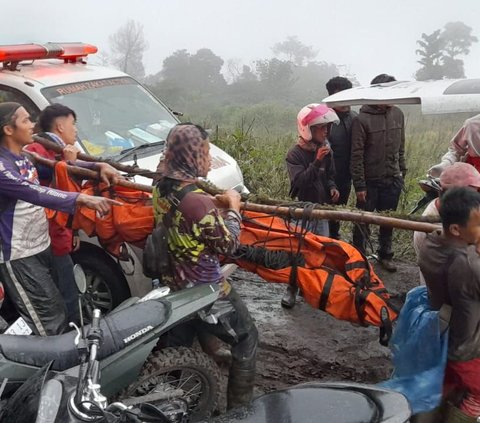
top-left (0, 42), bottom-right (245, 312)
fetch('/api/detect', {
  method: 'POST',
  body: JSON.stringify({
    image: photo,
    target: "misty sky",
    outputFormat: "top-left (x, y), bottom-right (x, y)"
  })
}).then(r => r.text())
top-left (3, 0), bottom-right (480, 85)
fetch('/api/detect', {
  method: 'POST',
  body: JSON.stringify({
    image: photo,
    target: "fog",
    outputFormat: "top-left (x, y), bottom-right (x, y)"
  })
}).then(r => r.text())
top-left (2, 0), bottom-right (480, 84)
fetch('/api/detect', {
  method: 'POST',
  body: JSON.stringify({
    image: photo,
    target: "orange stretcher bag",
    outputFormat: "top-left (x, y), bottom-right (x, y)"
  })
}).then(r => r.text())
top-left (234, 211), bottom-right (397, 343)
top-left (48, 161), bottom-right (154, 258)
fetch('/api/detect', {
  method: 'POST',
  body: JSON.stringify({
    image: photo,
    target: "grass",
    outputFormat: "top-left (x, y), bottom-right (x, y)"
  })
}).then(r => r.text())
top-left (208, 106), bottom-right (477, 259)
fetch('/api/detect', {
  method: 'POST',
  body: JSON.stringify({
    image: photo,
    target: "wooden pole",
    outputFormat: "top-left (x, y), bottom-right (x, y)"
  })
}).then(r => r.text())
top-left (243, 203), bottom-right (439, 233)
top-left (32, 135), bottom-right (159, 179)
top-left (25, 152), bottom-right (440, 233)
top-left (25, 151), bottom-right (154, 193)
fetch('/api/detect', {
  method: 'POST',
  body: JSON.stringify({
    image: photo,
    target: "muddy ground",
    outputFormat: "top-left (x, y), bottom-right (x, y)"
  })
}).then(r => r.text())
top-left (228, 259), bottom-right (420, 395)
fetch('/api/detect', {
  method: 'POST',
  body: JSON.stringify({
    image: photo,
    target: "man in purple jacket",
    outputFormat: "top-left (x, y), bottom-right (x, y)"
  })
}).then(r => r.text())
top-left (0, 102), bottom-right (119, 335)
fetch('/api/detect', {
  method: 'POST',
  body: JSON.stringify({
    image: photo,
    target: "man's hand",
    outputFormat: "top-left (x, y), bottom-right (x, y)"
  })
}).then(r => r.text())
top-left (315, 146), bottom-right (331, 162)
top-left (330, 188), bottom-right (340, 203)
top-left (76, 194), bottom-right (122, 216)
top-left (214, 189), bottom-right (241, 212)
top-left (356, 191), bottom-right (367, 203)
top-left (72, 235), bottom-right (81, 252)
top-left (63, 145), bottom-right (80, 161)
top-left (97, 163), bottom-right (121, 186)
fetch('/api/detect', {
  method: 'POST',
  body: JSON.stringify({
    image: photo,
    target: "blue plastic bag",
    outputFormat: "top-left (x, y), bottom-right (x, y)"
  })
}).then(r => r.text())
top-left (379, 286), bottom-right (448, 414)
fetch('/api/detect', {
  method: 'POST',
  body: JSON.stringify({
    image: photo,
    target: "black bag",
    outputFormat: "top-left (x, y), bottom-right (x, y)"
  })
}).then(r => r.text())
top-left (143, 184), bottom-right (196, 280)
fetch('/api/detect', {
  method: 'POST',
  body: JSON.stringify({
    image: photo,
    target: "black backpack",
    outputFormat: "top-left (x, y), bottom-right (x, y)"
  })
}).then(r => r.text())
top-left (143, 184), bottom-right (196, 280)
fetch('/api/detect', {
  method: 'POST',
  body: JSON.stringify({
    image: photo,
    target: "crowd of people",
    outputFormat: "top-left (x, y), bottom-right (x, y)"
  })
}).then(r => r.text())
top-left (0, 72), bottom-right (479, 420)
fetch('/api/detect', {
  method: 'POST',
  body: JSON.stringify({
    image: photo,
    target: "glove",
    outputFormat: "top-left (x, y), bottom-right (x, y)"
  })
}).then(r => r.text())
top-left (428, 162), bottom-right (449, 178)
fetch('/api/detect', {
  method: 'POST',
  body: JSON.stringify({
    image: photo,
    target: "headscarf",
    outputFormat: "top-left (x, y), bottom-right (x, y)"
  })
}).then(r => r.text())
top-left (0, 102), bottom-right (22, 130)
top-left (157, 124), bottom-right (210, 182)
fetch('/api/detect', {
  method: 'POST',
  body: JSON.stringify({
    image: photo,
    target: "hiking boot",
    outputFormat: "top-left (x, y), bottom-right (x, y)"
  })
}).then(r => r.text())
top-left (379, 258), bottom-right (397, 273)
top-left (281, 285), bottom-right (298, 309)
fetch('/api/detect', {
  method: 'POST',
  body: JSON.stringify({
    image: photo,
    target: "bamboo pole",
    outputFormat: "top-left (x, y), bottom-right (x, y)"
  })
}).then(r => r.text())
top-left (25, 151), bottom-right (439, 233)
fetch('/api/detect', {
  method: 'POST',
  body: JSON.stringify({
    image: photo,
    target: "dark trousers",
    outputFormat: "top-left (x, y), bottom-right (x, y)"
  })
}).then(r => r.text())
top-left (0, 248), bottom-right (67, 336)
top-left (352, 178), bottom-right (403, 259)
top-left (329, 179), bottom-right (352, 240)
top-left (165, 287), bottom-right (258, 369)
top-left (52, 254), bottom-right (80, 324)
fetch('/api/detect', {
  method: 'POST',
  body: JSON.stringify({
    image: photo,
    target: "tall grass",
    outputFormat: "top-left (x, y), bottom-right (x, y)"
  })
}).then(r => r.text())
top-left (208, 106), bottom-right (477, 259)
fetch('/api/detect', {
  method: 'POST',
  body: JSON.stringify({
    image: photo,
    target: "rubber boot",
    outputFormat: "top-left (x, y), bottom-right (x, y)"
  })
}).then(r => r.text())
top-left (443, 404), bottom-right (479, 423)
top-left (197, 332), bottom-right (232, 366)
top-left (227, 366), bottom-right (256, 410)
top-left (281, 284), bottom-right (298, 309)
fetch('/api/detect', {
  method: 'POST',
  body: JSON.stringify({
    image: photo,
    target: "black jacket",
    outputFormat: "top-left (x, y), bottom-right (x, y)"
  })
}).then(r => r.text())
top-left (350, 105), bottom-right (406, 192)
top-left (328, 110), bottom-right (356, 185)
top-left (286, 144), bottom-right (336, 204)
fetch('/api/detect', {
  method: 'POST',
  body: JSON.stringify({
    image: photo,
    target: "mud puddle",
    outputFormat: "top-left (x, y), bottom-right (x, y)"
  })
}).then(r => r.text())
top-left (229, 259), bottom-right (420, 395)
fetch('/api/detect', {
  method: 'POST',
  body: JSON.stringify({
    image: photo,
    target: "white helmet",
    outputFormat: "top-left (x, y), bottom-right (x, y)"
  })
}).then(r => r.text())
top-left (297, 103), bottom-right (339, 141)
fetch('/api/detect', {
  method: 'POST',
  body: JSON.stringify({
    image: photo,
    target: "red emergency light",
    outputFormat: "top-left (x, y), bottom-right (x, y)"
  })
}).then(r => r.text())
top-left (0, 42), bottom-right (98, 67)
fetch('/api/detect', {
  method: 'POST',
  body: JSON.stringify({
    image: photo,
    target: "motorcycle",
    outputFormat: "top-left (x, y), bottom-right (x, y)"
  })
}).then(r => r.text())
top-left (207, 382), bottom-right (411, 423)
top-left (0, 271), bottom-right (187, 422)
top-left (409, 176), bottom-right (441, 215)
top-left (0, 266), bottom-right (222, 421)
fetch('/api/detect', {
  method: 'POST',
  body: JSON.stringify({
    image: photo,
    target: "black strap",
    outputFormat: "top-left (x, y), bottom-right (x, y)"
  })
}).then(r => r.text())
top-left (163, 184), bottom-right (198, 226)
top-left (319, 272), bottom-right (336, 311)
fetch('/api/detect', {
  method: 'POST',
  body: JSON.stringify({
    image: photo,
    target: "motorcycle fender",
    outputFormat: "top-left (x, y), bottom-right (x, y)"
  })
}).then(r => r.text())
top-left (99, 338), bottom-right (158, 398)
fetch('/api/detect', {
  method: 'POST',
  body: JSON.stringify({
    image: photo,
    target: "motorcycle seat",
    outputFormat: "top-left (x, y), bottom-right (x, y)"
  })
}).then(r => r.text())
top-left (213, 382), bottom-right (410, 423)
top-left (0, 300), bottom-right (170, 371)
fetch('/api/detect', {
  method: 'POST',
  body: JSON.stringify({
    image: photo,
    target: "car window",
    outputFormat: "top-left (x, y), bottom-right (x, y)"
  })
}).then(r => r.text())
top-left (41, 77), bottom-right (178, 158)
top-left (0, 85), bottom-right (40, 122)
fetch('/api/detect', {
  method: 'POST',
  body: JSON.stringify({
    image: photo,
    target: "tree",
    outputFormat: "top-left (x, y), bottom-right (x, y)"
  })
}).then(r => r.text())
top-left (190, 48), bottom-right (226, 90)
top-left (272, 36), bottom-right (317, 66)
top-left (441, 21), bottom-right (478, 78)
top-left (255, 58), bottom-right (295, 99)
top-left (109, 20), bottom-right (148, 80)
top-left (442, 21), bottom-right (478, 59)
top-left (415, 30), bottom-right (446, 80)
top-left (415, 22), bottom-right (478, 80)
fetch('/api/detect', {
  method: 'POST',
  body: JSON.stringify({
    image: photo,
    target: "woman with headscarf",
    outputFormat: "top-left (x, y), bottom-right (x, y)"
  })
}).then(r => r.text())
top-left (429, 114), bottom-right (480, 176)
top-left (154, 123), bottom-right (258, 409)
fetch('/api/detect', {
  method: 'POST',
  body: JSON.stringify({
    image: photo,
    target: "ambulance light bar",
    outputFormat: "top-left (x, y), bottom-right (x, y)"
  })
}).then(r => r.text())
top-left (0, 43), bottom-right (98, 65)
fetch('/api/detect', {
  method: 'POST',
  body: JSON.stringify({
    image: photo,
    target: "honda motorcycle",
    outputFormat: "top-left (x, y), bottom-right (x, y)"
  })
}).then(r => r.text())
top-left (0, 266), bottom-right (222, 421)
top-left (0, 288), bottom-right (187, 422)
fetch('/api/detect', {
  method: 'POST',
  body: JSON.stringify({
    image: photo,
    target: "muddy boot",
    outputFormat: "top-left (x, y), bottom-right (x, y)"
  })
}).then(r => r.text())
top-left (379, 258), bottom-right (397, 273)
top-left (443, 404), bottom-right (479, 423)
top-left (281, 285), bottom-right (298, 309)
top-left (198, 332), bottom-right (232, 366)
top-left (227, 365), bottom-right (256, 410)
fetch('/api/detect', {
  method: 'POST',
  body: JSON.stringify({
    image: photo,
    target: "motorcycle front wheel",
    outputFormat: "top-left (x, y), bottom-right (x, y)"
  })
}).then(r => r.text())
top-left (120, 346), bottom-right (221, 421)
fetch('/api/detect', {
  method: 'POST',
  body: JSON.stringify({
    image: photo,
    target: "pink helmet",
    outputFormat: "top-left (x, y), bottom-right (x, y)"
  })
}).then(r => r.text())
top-left (297, 103), bottom-right (339, 141)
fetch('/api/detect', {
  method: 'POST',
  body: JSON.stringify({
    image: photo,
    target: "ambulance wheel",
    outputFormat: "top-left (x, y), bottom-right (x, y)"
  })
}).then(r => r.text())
top-left (72, 246), bottom-right (130, 319)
